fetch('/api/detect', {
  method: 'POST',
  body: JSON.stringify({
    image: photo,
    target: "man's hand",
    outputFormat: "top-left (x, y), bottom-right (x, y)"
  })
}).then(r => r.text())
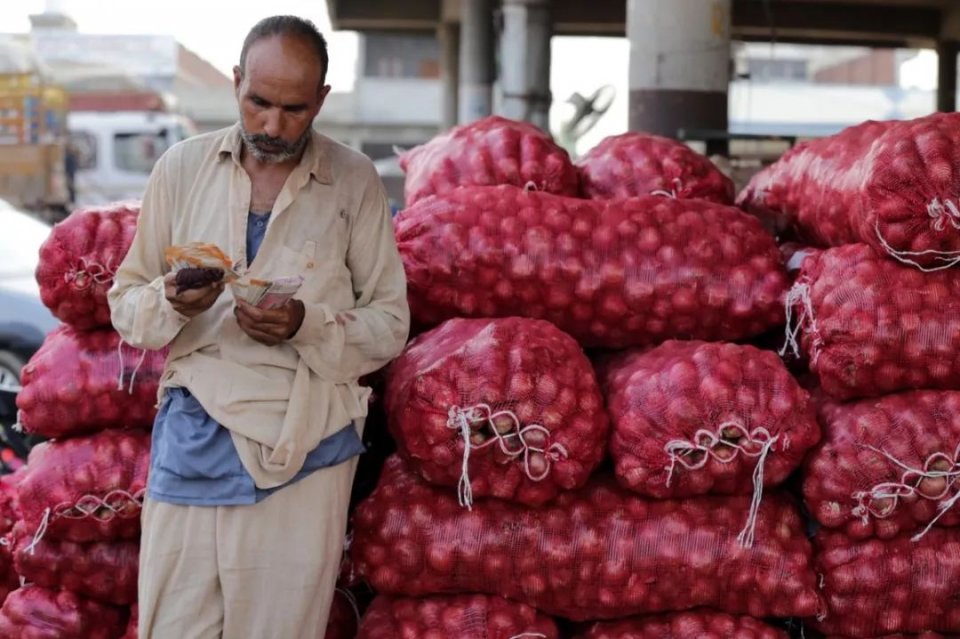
top-left (164, 272), bottom-right (224, 318)
top-left (234, 298), bottom-right (305, 346)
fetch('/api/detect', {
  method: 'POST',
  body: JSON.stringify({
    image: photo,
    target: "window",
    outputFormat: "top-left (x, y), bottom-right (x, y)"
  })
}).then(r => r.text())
top-left (364, 33), bottom-right (440, 79)
top-left (746, 58), bottom-right (809, 82)
top-left (113, 130), bottom-right (171, 174)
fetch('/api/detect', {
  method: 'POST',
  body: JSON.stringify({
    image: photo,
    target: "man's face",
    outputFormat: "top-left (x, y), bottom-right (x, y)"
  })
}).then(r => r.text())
top-left (233, 35), bottom-right (331, 164)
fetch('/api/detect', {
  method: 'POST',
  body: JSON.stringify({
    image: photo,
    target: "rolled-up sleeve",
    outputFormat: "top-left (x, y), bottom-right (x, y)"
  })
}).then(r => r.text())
top-left (289, 167), bottom-right (410, 382)
top-left (108, 154), bottom-right (189, 350)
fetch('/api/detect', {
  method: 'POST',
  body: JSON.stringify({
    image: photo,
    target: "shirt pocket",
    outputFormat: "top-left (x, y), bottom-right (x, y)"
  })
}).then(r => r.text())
top-left (277, 241), bottom-right (352, 307)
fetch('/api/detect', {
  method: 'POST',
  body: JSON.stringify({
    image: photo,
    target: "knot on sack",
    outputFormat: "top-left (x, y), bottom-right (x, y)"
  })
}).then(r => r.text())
top-left (927, 197), bottom-right (960, 232)
top-left (63, 257), bottom-right (117, 291)
top-left (780, 280), bottom-right (822, 364)
top-left (852, 443), bottom-right (960, 541)
top-left (874, 216), bottom-right (960, 272)
top-left (53, 488), bottom-right (145, 522)
top-left (664, 423), bottom-right (779, 549)
top-left (446, 404), bottom-right (568, 510)
top-left (650, 177), bottom-right (684, 199)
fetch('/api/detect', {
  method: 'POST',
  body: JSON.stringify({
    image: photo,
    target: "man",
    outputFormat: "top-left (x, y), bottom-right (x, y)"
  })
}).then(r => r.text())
top-left (108, 16), bottom-right (409, 638)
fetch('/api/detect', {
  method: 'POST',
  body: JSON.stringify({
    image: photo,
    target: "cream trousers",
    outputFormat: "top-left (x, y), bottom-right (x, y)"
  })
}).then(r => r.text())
top-left (138, 455), bottom-right (359, 639)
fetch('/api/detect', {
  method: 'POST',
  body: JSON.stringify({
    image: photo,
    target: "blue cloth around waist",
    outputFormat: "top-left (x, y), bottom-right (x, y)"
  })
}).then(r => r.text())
top-left (148, 388), bottom-right (364, 506)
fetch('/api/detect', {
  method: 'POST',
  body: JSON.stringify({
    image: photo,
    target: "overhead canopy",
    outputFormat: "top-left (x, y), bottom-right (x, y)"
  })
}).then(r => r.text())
top-left (325, 0), bottom-right (960, 48)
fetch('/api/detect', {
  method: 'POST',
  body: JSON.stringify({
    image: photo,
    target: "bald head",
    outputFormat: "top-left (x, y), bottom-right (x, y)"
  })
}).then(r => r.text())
top-left (239, 15), bottom-right (329, 86)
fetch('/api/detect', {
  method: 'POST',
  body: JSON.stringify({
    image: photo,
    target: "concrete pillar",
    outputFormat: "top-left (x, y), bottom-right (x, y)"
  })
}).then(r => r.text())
top-left (499, 0), bottom-right (552, 129)
top-left (937, 40), bottom-right (958, 113)
top-left (627, 0), bottom-right (731, 138)
top-left (439, 21), bottom-right (460, 129)
top-left (459, 0), bottom-right (494, 123)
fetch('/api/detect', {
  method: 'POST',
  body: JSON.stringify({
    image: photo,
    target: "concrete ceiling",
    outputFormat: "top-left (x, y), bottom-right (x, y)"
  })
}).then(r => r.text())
top-left (325, 0), bottom-right (960, 48)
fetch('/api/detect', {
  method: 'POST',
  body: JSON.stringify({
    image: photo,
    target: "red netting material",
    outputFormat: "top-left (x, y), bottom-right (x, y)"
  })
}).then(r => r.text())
top-left (574, 611), bottom-right (788, 639)
top-left (398, 116), bottom-right (578, 206)
top-left (351, 456), bottom-right (820, 621)
top-left (121, 604), bottom-right (137, 639)
top-left (385, 317), bottom-right (608, 507)
top-left (36, 202), bottom-right (139, 330)
top-left (804, 390), bottom-right (960, 541)
top-left (12, 522), bottom-right (138, 606)
top-left (824, 635), bottom-right (950, 639)
top-left (356, 594), bottom-right (558, 639)
top-left (600, 340), bottom-right (820, 543)
top-left (18, 430), bottom-right (150, 543)
top-left (324, 589), bottom-right (359, 639)
top-left (0, 585), bottom-right (126, 639)
top-left (738, 113), bottom-right (960, 270)
top-left (397, 186), bottom-right (788, 349)
top-left (16, 326), bottom-right (167, 438)
top-left (783, 244), bottom-right (960, 401)
top-left (0, 469), bottom-right (24, 537)
top-left (813, 529), bottom-right (960, 637)
top-left (577, 133), bottom-right (734, 203)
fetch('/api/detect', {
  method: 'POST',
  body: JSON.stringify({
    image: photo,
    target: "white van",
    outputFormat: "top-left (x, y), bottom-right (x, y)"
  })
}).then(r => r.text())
top-left (67, 111), bottom-right (196, 207)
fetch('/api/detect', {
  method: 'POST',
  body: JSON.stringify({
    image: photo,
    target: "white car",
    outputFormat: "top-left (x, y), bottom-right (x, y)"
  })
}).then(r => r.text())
top-left (0, 198), bottom-right (57, 390)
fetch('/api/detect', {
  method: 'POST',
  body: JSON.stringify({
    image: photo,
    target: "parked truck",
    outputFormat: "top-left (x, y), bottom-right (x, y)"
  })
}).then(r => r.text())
top-left (0, 72), bottom-right (70, 222)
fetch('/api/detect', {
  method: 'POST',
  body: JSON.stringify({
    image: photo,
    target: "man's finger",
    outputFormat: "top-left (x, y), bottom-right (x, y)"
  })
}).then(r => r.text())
top-left (235, 299), bottom-right (268, 322)
top-left (173, 283), bottom-right (220, 305)
top-left (236, 308), bottom-right (287, 330)
top-left (236, 316), bottom-right (282, 345)
top-left (236, 302), bottom-right (289, 326)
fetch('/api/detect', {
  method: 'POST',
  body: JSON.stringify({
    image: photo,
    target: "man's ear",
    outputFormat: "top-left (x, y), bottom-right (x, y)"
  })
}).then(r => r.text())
top-left (318, 84), bottom-right (332, 104)
top-left (233, 66), bottom-right (243, 97)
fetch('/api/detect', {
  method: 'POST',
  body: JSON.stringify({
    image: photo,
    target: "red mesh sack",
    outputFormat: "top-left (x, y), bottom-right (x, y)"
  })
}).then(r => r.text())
top-left (18, 430), bottom-right (150, 543)
top-left (575, 611), bottom-right (788, 639)
top-left (0, 551), bottom-right (16, 613)
top-left (356, 594), bottom-right (558, 639)
top-left (600, 340), bottom-right (819, 544)
top-left (0, 470), bottom-right (20, 608)
top-left (738, 113), bottom-right (960, 270)
top-left (121, 604), bottom-right (137, 639)
top-left (0, 468), bottom-right (26, 536)
top-left (397, 186), bottom-right (788, 349)
top-left (16, 326), bottom-right (167, 438)
top-left (825, 635), bottom-right (952, 639)
top-left (825, 635), bottom-right (953, 639)
top-left (813, 529), bottom-right (960, 637)
top-left (36, 202), bottom-right (139, 330)
top-left (324, 589), bottom-right (359, 639)
top-left (12, 522), bottom-right (138, 605)
top-left (738, 120), bottom-right (890, 243)
top-left (804, 390), bottom-right (960, 541)
top-left (399, 116), bottom-right (578, 206)
top-left (783, 243), bottom-right (960, 400)
top-left (0, 585), bottom-right (126, 639)
top-left (577, 133), bottom-right (734, 203)
top-left (385, 317), bottom-right (608, 507)
top-left (351, 456), bottom-right (820, 621)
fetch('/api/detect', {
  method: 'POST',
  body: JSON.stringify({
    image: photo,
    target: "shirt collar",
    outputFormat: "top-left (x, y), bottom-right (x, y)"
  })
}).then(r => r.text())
top-left (217, 122), bottom-right (333, 184)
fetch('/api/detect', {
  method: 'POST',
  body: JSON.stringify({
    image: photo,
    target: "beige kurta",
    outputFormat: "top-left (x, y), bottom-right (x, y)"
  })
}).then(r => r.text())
top-left (108, 124), bottom-right (409, 638)
top-left (108, 123), bottom-right (409, 487)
